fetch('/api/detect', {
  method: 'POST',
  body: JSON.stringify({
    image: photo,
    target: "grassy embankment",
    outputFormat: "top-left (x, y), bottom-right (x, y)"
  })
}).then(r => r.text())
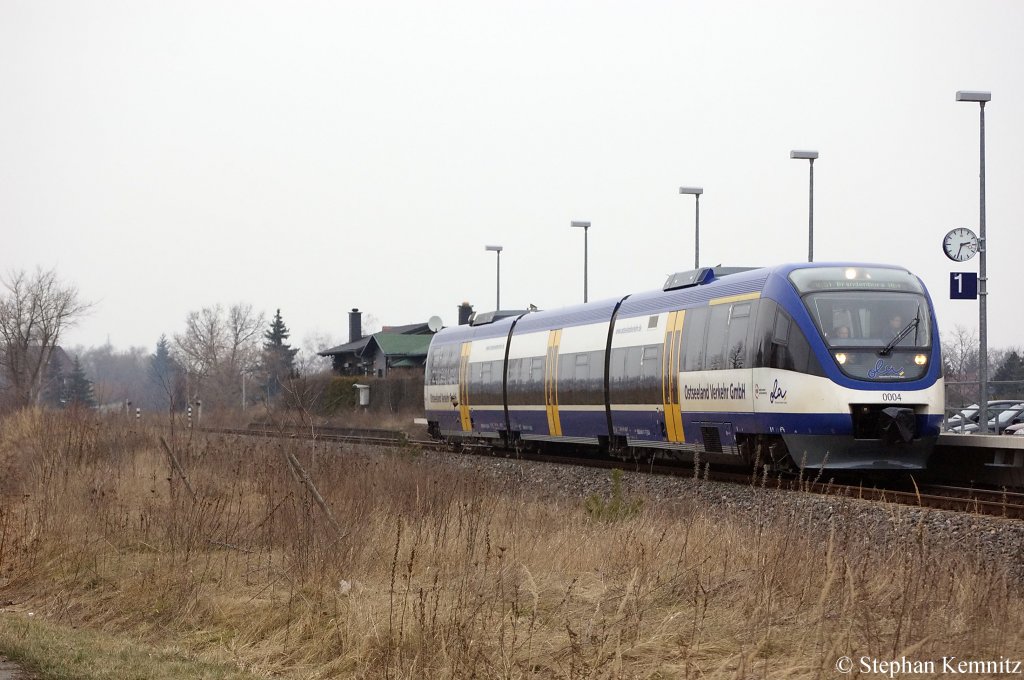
top-left (0, 410), bottom-right (1021, 678)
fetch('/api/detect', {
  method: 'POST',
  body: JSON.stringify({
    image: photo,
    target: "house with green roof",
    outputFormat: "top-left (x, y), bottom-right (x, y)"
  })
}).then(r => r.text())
top-left (319, 321), bottom-right (434, 377)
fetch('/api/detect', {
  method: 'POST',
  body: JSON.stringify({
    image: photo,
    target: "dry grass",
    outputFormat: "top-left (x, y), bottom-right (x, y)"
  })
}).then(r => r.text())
top-left (0, 409), bottom-right (1021, 678)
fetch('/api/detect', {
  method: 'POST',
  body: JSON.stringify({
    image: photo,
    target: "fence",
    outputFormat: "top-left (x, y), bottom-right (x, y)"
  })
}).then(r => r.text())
top-left (943, 380), bottom-right (1024, 431)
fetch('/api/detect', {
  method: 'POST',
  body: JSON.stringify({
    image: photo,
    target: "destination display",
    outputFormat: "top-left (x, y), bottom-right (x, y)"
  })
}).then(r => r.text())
top-left (788, 267), bottom-right (924, 294)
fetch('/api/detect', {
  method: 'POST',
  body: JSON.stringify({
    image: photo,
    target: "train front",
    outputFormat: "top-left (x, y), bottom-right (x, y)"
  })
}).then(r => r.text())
top-left (772, 265), bottom-right (944, 470)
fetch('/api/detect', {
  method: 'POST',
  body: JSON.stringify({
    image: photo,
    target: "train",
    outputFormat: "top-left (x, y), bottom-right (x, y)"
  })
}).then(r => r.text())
top-left (423, 263), bottom-right (944, 471)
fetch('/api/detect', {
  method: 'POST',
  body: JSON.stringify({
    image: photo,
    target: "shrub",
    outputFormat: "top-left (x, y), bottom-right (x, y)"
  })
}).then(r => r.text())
top-left (584, 468), bottom-right (643, 522)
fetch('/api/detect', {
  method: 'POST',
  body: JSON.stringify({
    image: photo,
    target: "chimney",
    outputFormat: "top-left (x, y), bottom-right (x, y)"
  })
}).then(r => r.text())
top-left (458, 301), bottom-right (474, 326)
top-left (349, 308), bottom-right (363, 342)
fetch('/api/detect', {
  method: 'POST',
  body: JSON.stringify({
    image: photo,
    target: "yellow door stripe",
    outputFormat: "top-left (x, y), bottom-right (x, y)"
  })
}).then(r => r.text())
top-left (458, 342), bottom-right (472, 432)
top-left (661, 311), bottom-right (686, 443)
top-left (671, 310), bottom-right (685, 442)
top-left (661, 312), bottom-right (675, 441)
top-left (709, 291), bottom-right (761, 306)
top-left (545, 329), bottom-right (562, 436)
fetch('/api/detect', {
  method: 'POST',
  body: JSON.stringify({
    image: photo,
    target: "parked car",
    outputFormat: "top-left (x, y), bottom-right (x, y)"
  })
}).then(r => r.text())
top-left (953, 403), bottom-right (1024, 434)
top-left (1004, 422), bottom-right (1024, 436)
top-left (946, 400), bottom-right (1024, 431)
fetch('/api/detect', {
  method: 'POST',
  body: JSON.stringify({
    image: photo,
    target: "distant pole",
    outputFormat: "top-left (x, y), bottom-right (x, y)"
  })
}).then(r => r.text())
top-left (679, 187), bottom-right (703, 268)
top-left (570, 221), bottom-right (591, 302)
top-left (485, 245), bottom-right (503, 310)
top-left (790, 150), bottom-right (819, 262)
top-left (957, 90), bottom-right (992, 433)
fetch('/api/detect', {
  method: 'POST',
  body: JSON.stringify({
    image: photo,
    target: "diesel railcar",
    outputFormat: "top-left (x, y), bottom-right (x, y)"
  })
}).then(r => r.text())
top-left (424, 263), bottom-right (944, 470)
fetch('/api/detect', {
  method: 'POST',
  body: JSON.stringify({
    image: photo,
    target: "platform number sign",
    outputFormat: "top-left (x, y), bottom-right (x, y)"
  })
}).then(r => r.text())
top-left (950, 272), bottom-right (978, 300)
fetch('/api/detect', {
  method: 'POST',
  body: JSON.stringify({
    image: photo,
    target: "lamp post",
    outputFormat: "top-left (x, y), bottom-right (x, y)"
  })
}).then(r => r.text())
top-left (570, 220), bottom-right (590, 303)
top-left (957, 90), bottom-right (992, 434)
top-left (678, 187), bottom-right (703, 268)
top-left (790, 150), bottom-right (819, 262)
top-left (484, 245), bottom-right (503, 310)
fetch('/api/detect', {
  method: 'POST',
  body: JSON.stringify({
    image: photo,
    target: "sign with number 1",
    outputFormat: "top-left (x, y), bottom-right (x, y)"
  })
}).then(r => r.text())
top-left (950, 272), bottom-right (978, 300)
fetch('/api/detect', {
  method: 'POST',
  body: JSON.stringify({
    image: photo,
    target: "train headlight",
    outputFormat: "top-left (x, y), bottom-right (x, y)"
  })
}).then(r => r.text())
top-left (914, 354), bottom-right (928, 366)
top-left (835, 352), bottom-right (848, 365)
top-left (844, 268), bottom-right (857, 280)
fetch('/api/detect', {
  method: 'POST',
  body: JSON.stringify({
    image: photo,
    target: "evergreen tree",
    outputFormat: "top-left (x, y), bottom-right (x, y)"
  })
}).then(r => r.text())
top-left (261, 309), bottom-right (299, 399)
top-left (150, 334), bottom-right (184, 412)
top-left (40, 354), bottom-right (67, 407)
top-left (65, 356), bottom-right (96, 408)
top-left (993, 351), bottom-right (1024, 399)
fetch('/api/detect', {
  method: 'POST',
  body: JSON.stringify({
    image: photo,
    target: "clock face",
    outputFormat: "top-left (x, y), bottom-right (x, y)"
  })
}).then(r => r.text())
top-left (943, 227), bottom-right (979, 262)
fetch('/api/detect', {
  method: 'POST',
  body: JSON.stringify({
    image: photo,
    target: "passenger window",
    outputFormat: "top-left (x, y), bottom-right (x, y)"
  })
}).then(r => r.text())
top-left (704, 304), bottom-right (731, 370)
top-left (792, 322), bottom-right (824, 377)
top-left (770, 310), bottom-right (793, 370)
top-left (773, 312), bottom-right (790, 344)
top-left (574, 353), bottom-right (590, 380)
top-left (608, 347), bottom-right (627, 382)
top-left (754, 304), bottom-right (825, 377)
top-left (752, 299), bottom-right (777, 368)
top-left (641, 345), bottom-right (660, 378)
top-left (788, 332), bottom-right (811, 374)
top-left (506, 358), bottom-right (521, 384)
top-left (507, 355), bottom-right (545, 405)
top-left (625, 345), bottom-right (642, 377)
top-left (682, 306), bottom-right (708, 371)
top-left (529, 357), bottom-right (542, 382)
top-left (727, 302), bottom-right (752, 368)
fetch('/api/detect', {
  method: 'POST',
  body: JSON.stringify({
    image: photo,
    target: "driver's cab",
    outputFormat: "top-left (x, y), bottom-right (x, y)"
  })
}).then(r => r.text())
top-left (788, 266), bottom-right (933, 382)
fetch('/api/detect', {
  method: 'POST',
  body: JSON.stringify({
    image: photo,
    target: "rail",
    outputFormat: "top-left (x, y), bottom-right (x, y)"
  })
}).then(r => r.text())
top-left (195, 424), bottom-right (1024, 521)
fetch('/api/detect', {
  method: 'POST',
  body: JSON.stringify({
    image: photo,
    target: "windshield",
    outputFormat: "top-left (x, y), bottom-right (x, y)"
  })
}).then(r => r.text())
top-left (991, 405), bottom-right (1024, 425)
top-left (802, 291), bottom-right (931, 349)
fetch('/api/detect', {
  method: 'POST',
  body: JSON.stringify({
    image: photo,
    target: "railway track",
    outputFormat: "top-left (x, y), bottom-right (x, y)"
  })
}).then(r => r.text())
top-left (202, 424), bottom-right (1024, 521)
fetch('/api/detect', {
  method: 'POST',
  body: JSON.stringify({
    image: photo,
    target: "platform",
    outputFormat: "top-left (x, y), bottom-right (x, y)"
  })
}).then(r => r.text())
top-left (927, 433), bottom-right (1024, 487)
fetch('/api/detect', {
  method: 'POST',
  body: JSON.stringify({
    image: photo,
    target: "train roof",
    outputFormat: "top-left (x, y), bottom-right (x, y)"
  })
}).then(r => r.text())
top-left (431, 262), bottom-right (922, 345)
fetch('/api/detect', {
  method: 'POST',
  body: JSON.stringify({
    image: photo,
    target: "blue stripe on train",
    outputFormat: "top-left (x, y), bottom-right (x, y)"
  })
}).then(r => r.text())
top-left (427, 408), bottom-right (943, 442)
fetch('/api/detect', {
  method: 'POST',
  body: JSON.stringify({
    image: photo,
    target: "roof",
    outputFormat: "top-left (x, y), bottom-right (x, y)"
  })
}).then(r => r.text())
top-left (318, 322), bottom-right (433, 357)
top-left (380, 322), bottom-right (432, 335)
top-left (363, 332), bottom-right (432, 358)
top-left (318, 336), bottom-right (371, 357)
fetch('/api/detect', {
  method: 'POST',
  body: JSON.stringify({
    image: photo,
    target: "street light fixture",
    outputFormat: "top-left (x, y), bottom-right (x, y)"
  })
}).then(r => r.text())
top-left (570, 220), bottom-right (590, 303)
top-left (678, 187), bottom-right (703, 269)
top-left (956, 89), bottom-right (992, 433)
top-left (790, 150), bottom-right (819, 262)
top-left (484, 245), bottom-right (503, 310)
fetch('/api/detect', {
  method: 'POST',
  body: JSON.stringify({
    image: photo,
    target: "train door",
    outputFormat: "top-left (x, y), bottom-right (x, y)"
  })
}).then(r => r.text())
top-left (661, 309), bottom-right (686, 442)
top-left (544, 329), bottom-right (562, 436)
top-left (457, 341), bottom-right (472, 432)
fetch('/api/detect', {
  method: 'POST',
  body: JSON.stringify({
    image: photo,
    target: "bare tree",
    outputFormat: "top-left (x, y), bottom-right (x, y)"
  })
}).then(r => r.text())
top-left (0, 268), bottom-right (91, 408)
top-left (175, 305), bottom-right (226, 387)
top-left (173, 303), bottom-right (264, 410)
top-left (941, 324), bottom-right (979, 409)
top-left (225, 303), bottom-right (264, 381)
top-left (297, 330), bottom-right (337, 376)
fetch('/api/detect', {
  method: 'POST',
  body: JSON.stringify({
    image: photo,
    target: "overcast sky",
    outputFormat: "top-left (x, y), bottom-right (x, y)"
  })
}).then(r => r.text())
top-left (2, 1), bottom-right (1022, 356)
